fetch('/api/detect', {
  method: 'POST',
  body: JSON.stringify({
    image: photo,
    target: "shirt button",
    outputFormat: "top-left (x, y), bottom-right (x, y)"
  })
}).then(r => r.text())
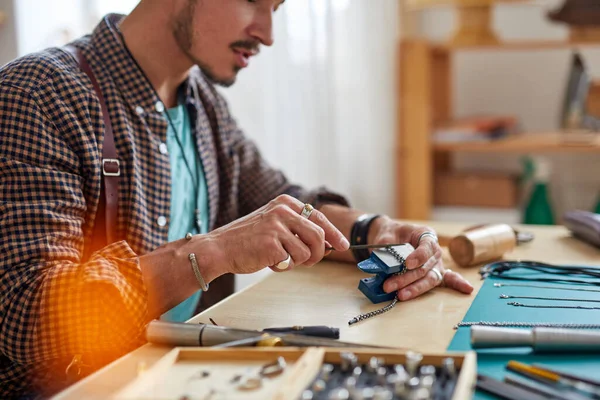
top-left (157, 216), bottom-right (167, 227)
top-left (155, 101), bottom-right (165, 113)
top-left (159, 142), bottom-right (168, 155)
top-left (135, 106), bottom-right (144, 115)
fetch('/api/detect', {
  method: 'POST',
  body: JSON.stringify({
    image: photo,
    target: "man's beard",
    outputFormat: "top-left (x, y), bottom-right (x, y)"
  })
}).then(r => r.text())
top-left (172, 0), bottom-right (238, 87)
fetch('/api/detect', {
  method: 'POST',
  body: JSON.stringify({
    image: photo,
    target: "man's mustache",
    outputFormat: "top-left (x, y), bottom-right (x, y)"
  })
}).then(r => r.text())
top-left (230, 40), bottom-right (261, 55)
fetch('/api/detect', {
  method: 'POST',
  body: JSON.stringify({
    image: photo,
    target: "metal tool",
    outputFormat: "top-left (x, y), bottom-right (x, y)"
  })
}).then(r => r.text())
top-left (507, 361), bottom-right (600, 397)
top-left (263, 325), bottom-right (340, 339)
top-left (476, 374), bottom-right (549, 400)
top-left (326, 243), bottom-right (408, 252)
top-left (146, 320), bottom-right (384, 348)
top-left (471, 325), bottom-right (600, 352)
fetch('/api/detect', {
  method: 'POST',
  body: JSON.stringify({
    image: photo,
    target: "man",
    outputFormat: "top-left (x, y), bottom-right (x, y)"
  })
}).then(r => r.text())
top-left (0, 0), bottom-right (473, 397)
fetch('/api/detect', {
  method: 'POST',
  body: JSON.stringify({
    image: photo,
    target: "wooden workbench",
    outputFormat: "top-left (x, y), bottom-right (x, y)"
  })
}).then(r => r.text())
top-left (54, 222), bottom-right (600, 399)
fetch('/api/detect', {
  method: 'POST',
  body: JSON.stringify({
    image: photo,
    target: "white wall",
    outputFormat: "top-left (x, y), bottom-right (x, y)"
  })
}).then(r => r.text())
top-left (419, 1), bottom-right (600, 219)
top-left (0, 0), bottom-right (18, 65)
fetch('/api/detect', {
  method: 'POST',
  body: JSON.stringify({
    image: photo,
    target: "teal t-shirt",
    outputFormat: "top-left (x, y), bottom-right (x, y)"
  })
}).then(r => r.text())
top-left (161, 102), bottom-right (210, 322)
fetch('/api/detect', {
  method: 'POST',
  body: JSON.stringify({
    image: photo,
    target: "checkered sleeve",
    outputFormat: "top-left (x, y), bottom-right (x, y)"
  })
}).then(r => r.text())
top-left (0, 84), bottom-right (148, 369)
top-left (216, 95), bottom-right (350, 217)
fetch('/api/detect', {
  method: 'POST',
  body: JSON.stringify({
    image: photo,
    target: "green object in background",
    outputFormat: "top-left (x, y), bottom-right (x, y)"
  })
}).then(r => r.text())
top-left (523, 157), bottom-right (555, 225)
top-left (594, 192), bottom-right (600, 214)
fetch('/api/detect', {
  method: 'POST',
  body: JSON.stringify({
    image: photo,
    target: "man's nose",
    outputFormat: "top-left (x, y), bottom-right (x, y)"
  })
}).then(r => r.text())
top-left (248, 11), bottom-right (274, 47)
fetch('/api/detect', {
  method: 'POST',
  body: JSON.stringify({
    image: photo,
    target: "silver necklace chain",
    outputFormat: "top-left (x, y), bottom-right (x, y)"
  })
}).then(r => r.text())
top-left (348, 298), bottom-right (398, 326)
top-left (500, 294), bottom-right (600, 303)
top-left (508, 301), bottom-right (600, 310)
top-left (454, 321), bottom-right (600, 329)
top-left (348, 247), bottom-right (406, 326)
top-left (494, 283), bottom-right (600, 293)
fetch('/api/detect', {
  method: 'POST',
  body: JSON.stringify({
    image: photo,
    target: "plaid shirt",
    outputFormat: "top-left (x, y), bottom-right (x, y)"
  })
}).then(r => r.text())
top-left (0, 15), bottom-right (348, 398)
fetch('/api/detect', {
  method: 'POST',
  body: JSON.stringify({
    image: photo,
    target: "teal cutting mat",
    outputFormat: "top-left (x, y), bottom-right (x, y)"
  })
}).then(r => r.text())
top-left (447, 272), bottom-right (600, 399)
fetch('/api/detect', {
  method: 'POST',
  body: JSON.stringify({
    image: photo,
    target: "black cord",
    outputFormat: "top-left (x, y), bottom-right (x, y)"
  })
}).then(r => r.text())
top-left (481, 261), bottom-right (600, 286)
top-left (112, 21), bottom-right (200, 216)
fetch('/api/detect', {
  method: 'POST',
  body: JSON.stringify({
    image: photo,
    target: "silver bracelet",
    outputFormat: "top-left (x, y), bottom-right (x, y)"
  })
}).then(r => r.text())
top-left (185, 233), bottom-right (209, 291)
top-left (188, 253), bottom-right (209, 292)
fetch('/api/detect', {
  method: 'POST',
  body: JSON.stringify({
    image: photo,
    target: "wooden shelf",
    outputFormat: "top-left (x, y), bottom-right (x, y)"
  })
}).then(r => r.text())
top-left (433, 133), bottom-right (600, 153)
top-left (432, 40), bottom-right (600, 53)
top-left (406, 0), bottom-right (527, 9)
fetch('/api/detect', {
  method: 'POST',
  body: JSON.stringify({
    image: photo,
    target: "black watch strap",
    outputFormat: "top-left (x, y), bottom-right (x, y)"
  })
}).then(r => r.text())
top-left (350, 214), bottom-right (381, 262)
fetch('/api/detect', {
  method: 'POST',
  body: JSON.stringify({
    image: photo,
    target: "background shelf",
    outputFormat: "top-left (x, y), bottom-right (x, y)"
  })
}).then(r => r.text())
top-left (433, 133), bottom-right (600, 153)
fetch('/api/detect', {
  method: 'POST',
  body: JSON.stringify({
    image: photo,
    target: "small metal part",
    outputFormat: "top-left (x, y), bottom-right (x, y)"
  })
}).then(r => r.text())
top-left (410, 388), bottom-right (432, 400)
top-left (328, 388), bottom-right (350, 400)
top-left (260, 356), bottom-right (286, 378)
top-left (442, 358), bottom-right (456, 380)
top-left (391, 374), bottom-right (408, 397)
top-left (321, 363), bottom-right (335, 380)
top-left (394, 364), bottom-right (408, 378)
top-left (407, 376), bottom-right (421, 391)
top-left (301, 390), bottom-right (315, 400)
top-left (354, 387), bottom-right (375, 400)
top-left (376, 366), bottom-right (388, 384)
top-left (405, 351), bottom-right (423, 377)
top-left (352, 366), bottom-right (363, 379)
top-left (419, 365), bottom-right (436, 377)
top-left (367, 356), bottom-right (384, 372)
top-left (345, 377), bottom-right (357, 390)
top-left (237, 375), bottom-right (262, 391)
top-left (421, 375), bottom-right (435, 391)
top-left (372, 386), bottom-right (393, 400)
top-left (340, 352), bottom-right (356, 372)
top-left (313, 379), bottom-right (327, 392)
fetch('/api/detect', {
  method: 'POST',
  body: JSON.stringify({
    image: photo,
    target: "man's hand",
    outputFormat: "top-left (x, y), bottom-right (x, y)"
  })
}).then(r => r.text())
top-left (207, 195), bottom-right (350, 274)
top-left (369, 217), bottom-right (474, 301)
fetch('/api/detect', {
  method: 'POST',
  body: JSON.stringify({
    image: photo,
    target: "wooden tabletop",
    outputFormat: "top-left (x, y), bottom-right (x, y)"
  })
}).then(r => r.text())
top-left (54, 222), bottom-right (600, 399)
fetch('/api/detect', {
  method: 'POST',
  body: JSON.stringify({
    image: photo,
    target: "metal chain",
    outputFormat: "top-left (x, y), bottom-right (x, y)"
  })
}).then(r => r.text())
top-left (508, 301), bottom-right (600, 310)
top-left (494, 283), bottom-right (600, 293)
top-left (348, 298), bottom-right (398, 326)
top-left (348, 247), bottom-right (407, 326)
top-left (386, 246), bottom-right (408, 275)
top-left (500, 294), bottom-right (600, 303)
top-left (454, 321), bottom-right (600, 329)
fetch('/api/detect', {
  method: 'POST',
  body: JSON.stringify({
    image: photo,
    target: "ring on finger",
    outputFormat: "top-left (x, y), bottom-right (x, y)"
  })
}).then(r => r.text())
top-left (275, 254), bottom-right (292, 270)
top-left (300, 203), bottom-right (315, 219)
top-left (417, 231), bottom-right (438, 246)
top-left (441, 269), bottom-right (451, 287)
top-left (431, 268), bottom-right (443, 286)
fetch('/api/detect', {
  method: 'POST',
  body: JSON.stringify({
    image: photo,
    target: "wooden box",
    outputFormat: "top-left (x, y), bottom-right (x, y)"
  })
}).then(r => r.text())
top-left (434, 172), bottom-right (518, 209)
top-left (114, 347), bottom-right (476, 400)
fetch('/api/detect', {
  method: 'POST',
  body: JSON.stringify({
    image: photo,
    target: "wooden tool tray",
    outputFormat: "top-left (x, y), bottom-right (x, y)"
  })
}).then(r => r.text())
top-left (114, 347), bottom-right (476, 400)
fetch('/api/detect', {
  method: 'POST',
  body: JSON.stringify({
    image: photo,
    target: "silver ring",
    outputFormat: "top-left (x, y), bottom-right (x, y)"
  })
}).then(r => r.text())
top-left (417, 231), bottom-right (438, 246)
top-left (275, 254), bottom-right (292, 270)
top-left (431, 268), bottom-right (443, 286)
top-left (301, 203), bottom-right (314, 219)
top-left (441, 269), bottom-right (451, 287)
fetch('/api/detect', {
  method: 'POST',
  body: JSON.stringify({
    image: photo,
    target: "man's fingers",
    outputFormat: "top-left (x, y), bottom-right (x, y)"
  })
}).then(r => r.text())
top-left (396, 269), bottom-right (442, 301)
top-left (383, 255), bottom-right (437, 293)
top-left (444, 270), bottom-right (474, 294)
top-left (279, 234), bottom-right (311, 268)
top-left (273, 194), bottom-right (349, 252)
top-left (306, 208), bottom-right (349, 251)
top-left (404, 228), bottom-right (441, 270)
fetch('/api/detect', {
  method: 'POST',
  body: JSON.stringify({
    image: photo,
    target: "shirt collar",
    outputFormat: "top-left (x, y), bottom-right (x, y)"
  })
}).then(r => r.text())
top-left (88, 14), bottom-right (199, 116)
